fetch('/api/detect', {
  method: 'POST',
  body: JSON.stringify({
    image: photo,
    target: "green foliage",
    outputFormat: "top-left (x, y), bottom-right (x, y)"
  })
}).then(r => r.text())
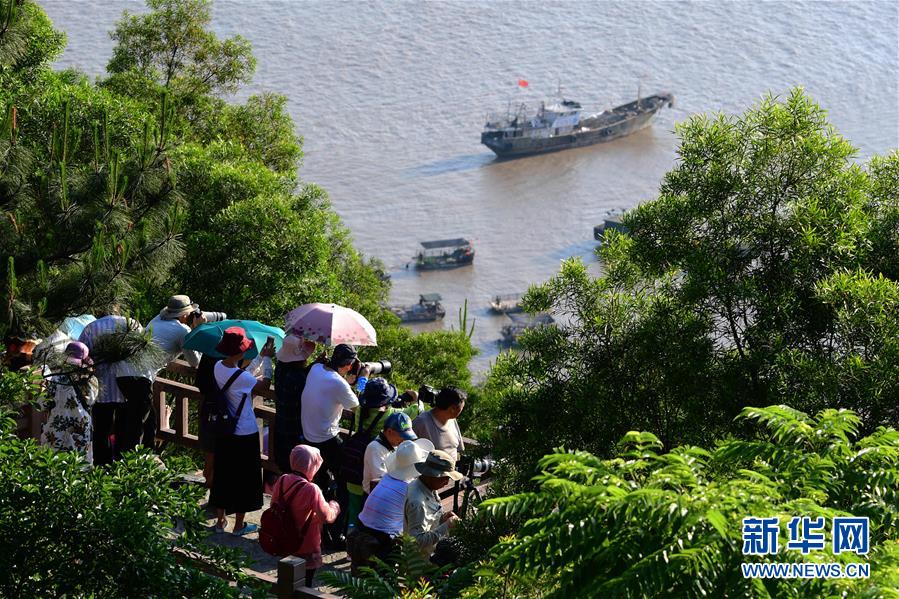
top-left (478, 406), bottom-right (899, 598)
top-left (482, 90), bottom-right (899, 488)
top-left (1, 89), bottom-right (184, 335)
top-left (322, 534), bottom-right (472, 599)
top-left (107, 0), bottom-right (255, 100)
top-left (190, 92), bottom-right (303, 173)
top-left (0, 0), bottom-right (66, 92)
top-left (0, 368), bottom-right (264, 598)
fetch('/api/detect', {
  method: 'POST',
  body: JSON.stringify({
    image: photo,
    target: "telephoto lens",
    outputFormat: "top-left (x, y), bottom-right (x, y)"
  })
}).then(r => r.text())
top-left (200, 311), bottom-right (227, 322)
top-left (354, 360), bottom-right (392, 376)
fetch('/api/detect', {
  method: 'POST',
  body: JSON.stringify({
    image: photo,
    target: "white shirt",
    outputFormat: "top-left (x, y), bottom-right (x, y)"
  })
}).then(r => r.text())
top-left (362, 436), bottom-right (394, 494)
top-left (146, 315), bottom-right (201, 373)
top-left (213, 361), bottom-right (261, 436)
top-left (300, 363), bottom-right (359, 443)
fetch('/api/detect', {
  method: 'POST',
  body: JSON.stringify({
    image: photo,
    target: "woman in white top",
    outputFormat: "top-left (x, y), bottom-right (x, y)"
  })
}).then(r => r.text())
top-left (210, 327), bottom-right (274, 535)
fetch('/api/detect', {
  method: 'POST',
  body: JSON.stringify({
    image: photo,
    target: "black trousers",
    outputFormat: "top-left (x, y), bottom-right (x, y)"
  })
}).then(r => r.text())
top-left (92, 403), bottom-right (124, 466)
top-left (307, 436), bottom-right (346, 542)
top-left (115, 376), bottom-right (154, 454)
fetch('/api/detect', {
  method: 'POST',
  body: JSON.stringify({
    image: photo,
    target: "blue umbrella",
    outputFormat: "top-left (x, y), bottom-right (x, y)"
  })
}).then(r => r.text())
top-left (183, 320), bottom-right (285, 359)
top-left (59, 314), bottom-right (96, 340)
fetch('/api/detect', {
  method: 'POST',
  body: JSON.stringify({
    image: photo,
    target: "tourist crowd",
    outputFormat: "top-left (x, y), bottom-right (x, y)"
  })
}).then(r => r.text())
top-left (2, 293), bottom-right (473, 587)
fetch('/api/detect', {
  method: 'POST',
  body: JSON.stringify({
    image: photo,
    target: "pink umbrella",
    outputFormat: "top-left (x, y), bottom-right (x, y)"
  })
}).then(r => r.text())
top-left (284, 303), bottom-right (378, 347)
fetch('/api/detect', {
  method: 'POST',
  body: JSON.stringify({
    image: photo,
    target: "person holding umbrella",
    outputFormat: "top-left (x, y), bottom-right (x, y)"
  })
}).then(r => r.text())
top-left (210, 327), bottom-right (275, 535)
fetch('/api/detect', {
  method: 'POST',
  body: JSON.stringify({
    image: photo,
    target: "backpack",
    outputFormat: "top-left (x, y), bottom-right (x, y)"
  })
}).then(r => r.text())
top-left (340, 410), bottom-right (387, 486)
top-left (260, 476), bottom-right (315, 556)
top-left (203, 368), bottom-right (246, 437)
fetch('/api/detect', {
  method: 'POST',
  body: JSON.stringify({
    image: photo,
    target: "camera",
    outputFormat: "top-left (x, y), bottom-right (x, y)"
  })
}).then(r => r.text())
top-left (418, 384), bottom-right (438, 406)
top-left (350, 359), bottom-right (392, 377)
top-left (188, 310), bottom-right (227, 325)
top-left (460, 456), bottom-right (495, 477)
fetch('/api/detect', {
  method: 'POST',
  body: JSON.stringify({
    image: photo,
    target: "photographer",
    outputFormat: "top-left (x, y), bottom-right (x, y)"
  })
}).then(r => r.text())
top-left (343, 379), bottom-right (424, 528)
top-left (412, 387), bottom-right (466, 462)
top-left (144, 295), bottom-right (207, 448)
top-left (300, 343), bottom-right (365, 547)
top-left (404, 450), bottom-right (463, 557)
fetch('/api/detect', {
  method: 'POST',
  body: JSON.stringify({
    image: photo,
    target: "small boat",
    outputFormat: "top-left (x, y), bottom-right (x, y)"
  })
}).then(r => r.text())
top-left (593, 216), bottom-right (628, 240)
top-left (489, 293), bottom-right (524, 314)
top-left (390, 294), bottom-right (446, 323)
top-left (414, 238), bottom-right (474, 270)
top-left (500, 312), bottom-right (554, 345)
top-left (482, 91), bottom-right (674, 159)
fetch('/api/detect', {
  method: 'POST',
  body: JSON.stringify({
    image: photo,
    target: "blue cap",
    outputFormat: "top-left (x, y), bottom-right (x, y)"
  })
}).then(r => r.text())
top-left (384, 412), bottom-right (416, 441)
top-left (359, 377), bottom-right (398, 408)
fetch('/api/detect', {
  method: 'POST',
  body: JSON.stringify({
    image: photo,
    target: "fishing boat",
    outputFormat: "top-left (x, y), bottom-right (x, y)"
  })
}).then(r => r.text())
top-left (414, 238), bottom-right (474, 270)
top-left (500, 312), bottom-right (554, 345)
top-left (482, 91), bottom-right (674, 159)
top-left (391, 294), bottom-right (446, 323)
top-left (593, 216), bottom-right (628, 240)
top-left (489, 293), bottom-right (524, 314)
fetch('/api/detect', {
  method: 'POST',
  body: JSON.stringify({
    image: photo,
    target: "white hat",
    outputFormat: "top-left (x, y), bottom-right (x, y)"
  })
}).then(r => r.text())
top-left (386, 438), bottom-right (434, 482)
top-left (276, 334), bottom-right (316, 363)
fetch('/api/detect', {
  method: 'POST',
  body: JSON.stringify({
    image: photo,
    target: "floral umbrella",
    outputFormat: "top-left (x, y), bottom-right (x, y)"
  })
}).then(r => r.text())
top-left (284, 303), bottom-right (377, 347)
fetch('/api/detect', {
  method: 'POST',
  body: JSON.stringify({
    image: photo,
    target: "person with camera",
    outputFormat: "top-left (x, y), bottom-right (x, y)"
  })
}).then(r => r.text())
top-left (210, 327), bottom-right (275, 535)
top-left (273, 334), bottom-right (316, 473)
top-left (348, 438), bottom-right (433, 574)
top-left (300, 343), bottom-right (365, 547)
top-left (404, 449), bottom-right (463, 557)
top-left (143, 295), bottom-right (209, 449)
top-left (343, 379), bottom-right (424, 529)
top-left (412, 387), bottom-right (466, 462)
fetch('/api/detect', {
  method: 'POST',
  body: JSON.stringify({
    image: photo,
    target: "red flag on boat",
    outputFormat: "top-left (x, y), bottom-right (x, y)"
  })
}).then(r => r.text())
top-left (518, 79), bottom-right (529, 88)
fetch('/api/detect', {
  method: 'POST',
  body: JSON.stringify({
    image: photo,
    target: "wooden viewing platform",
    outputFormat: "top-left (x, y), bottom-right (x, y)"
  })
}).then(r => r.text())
top-left (15, 358), bottom-right (486, 597)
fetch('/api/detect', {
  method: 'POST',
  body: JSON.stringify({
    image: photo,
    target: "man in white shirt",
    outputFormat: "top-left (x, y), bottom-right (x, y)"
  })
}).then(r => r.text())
top-left (300, 343), bottom-right (366, 546)
top-left (362, 412), bottom-right (417, 494)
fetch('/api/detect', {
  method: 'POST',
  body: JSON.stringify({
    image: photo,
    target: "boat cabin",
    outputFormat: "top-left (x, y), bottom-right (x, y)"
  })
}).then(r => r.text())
top-left (415, 238), bottom-right (475, 269)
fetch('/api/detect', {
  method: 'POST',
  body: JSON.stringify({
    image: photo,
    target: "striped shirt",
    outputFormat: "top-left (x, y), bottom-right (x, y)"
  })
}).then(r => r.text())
top-left (358, 474), bottom-right (409, 536)
top-left (77, 315), bottom-right (143, 404)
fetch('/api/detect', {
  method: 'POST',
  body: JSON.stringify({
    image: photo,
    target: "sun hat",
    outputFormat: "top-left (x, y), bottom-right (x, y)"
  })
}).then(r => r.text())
top-left (276, 334), bottom-right (315, 363)
top-left (359, 377), bottom-right (398, 408)
top-left (330, 343), bottom-right (357, 367)
top-left (64, 341), bottom-right (92, 367)
top-left (215, 326), bottom-right (254, 356)
top-left (414, 450), bottom-right (464, 481)
top-left (386, 438), bottom-right (434, 482)
top-left (384, 411), bottom-right (417, 441)
top-left (159, 295), bottom-right (199, 320)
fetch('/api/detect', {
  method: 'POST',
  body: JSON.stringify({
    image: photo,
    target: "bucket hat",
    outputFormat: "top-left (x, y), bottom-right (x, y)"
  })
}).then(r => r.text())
top-left (215, 326), bottom-right (254, 356)
top-left (359, 377), bottom-right (398, 408)
top-left (386, 438), bottom-right (434, 482)
top-left (414, 450), bottom-right (463, 481)
top-left (159, 295), bottom-right (198, 320)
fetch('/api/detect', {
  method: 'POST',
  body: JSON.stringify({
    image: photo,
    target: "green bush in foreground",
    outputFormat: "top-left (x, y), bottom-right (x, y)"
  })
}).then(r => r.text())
top-left (0, 369), bottom-right (262, 598)
top-left (476, 406), bottom-right (899, 598)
